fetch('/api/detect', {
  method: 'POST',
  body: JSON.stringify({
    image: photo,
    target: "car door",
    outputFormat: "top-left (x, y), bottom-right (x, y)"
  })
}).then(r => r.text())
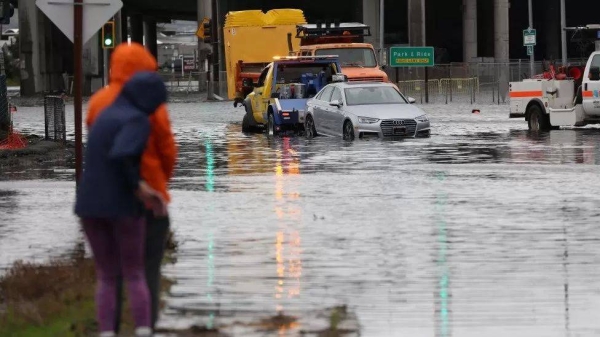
top-left (327, 87), bottom-right (346, 136)
top-left (583, 54), bottom-right (600, 116)
top-left (314, 86), bottom-right (334, 133)
top-left (252, 65), bottom-right (272, 123)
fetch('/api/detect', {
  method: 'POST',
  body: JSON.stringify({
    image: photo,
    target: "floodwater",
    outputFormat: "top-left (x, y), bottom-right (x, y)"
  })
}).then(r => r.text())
top-left (2, 100), bottom-right (600, 336)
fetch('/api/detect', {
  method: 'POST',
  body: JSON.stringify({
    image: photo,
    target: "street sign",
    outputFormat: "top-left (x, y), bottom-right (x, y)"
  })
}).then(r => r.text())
top-left (527, 45), bottom-right (533, 56)
top-left (523, 28), bottom-right (537, 46)
top-left (35, 0), bottom-right (123, 44)
top-left (183, 56), bottom-right (197, 72)
top-left (389, 46), bottom-right (435, 67)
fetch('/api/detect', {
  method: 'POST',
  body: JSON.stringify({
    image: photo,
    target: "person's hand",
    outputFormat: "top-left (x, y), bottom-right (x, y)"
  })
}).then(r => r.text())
top-left (136, 181), bottom-right (168, 216)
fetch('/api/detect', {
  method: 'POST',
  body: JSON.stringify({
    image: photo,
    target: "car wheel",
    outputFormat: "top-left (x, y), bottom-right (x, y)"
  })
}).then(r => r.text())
top-left (267, 113), bottom-right (277, 138)
top-left (528, 104), bottom-right (550, 132)
top-left (305, 115), bottom-right (317, 139)
top-left (343, 120), bottom-right (355, 141)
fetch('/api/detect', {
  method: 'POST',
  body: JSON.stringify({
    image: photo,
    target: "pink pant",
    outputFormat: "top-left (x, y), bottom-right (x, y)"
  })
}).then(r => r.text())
top-left (82, 217), bottom-right (150, 332)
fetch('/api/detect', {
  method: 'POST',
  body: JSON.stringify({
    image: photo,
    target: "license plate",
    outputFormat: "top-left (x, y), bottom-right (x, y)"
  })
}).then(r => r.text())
top-left (393, 126), bottom-right (406, 135)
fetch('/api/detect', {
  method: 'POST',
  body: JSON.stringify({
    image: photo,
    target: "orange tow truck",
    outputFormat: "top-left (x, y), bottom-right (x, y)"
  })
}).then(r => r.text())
top-left (293, 22), bottom-right (390, 83)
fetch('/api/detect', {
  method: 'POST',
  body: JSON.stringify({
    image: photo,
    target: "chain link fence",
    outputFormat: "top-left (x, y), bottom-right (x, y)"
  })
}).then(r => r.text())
top-left (386, 58), bottom-right (589, 104)
top-left (44, 95), bottom-right (66, 143)
top-left (0, 74), bottom-right (9, 141)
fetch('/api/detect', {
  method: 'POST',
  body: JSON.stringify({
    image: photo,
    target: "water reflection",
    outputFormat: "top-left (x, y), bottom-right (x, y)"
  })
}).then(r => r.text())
top-left (273, 137), bottom-right (303, 335)
top-left (204, 138), bottom-right (216, 329)
top-left (434, 172), bottom-right (450, 337)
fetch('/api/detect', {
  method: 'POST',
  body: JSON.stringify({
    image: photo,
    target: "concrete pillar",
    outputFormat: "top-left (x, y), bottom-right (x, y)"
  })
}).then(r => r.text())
top-left (408, 0), bottom-right (426, 46)
top-left (130, 13), bottom-right (144, 44)
top-left (544, 0), bottom-right (560, 60)
top-left (144, 18), bottom-right (158, 59)
top-left (493, 0), bottom-right (509, 61)
top-left (18, 0), bottom-right (42, 95)
top-left (463, 0), bottom-right (477, 62)
top-left (494, 0), bottom-right (509, 102)
top-left (119, 8), bottom-right (128, 43)
top-left (362, 0), bottom-right (379, 47)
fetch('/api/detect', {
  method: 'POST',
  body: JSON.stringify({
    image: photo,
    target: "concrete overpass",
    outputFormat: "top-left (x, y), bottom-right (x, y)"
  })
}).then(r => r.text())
top-left (16, 0), bottom-right (600, 96)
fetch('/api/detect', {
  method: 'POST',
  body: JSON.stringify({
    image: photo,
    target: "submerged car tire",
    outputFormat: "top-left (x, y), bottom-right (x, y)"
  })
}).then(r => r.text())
top-left (343, 120), bottom-right (355, 141)
top-left (528, 104), bottom-right (551, 132)
top-left (305, 115), bottom-right (318, 139)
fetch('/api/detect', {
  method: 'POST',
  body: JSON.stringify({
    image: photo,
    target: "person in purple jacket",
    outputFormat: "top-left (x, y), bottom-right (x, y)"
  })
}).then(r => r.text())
top-left (75, 71), bottom-right (168, 337)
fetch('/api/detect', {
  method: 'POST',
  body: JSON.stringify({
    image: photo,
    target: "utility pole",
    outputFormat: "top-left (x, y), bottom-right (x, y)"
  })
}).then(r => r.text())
top-left (560, 0), bottom-right (567, 66)
top-left (74, 0), bottom-right (83, 185)
top-left (379, 0), bottom-right (384, 64)
top-left (528, 0), bottom-right (534, 77)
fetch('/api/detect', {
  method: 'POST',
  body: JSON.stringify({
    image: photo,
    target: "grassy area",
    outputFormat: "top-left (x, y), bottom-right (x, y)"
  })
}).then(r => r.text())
top-left (0, 237), bottom-right (177, 337)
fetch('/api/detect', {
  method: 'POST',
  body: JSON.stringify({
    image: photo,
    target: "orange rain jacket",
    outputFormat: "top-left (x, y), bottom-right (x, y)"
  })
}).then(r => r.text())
top-left (86, 43), bottom-right (177, 203)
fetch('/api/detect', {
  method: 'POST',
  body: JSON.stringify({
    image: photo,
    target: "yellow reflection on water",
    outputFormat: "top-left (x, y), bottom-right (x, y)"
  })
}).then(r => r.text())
top-left (272, 138), bottom-right (303, 329)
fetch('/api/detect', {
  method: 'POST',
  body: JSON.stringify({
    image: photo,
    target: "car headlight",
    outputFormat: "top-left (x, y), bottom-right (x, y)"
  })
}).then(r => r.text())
top-left (358, 116), bottom-right (380, 124)
top-left (415, 114), bottom-right (429, 122)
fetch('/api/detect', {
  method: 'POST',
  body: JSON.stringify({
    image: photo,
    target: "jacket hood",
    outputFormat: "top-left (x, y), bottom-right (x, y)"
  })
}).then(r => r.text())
top-left (121, 72), bottom-right (167, 114)
top-left (109, 42), bottom-right (158, 84)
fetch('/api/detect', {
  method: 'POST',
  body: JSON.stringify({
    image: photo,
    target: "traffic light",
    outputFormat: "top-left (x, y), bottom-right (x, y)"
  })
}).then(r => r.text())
top-left (102, 21), bottom-right (116, 49)
top-left (0, 1), bottom-right (14, 25)
top-left (203, 19), bottom-right (212, 44)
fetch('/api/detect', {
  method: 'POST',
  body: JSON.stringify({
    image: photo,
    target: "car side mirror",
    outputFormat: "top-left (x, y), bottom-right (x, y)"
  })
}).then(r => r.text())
top-left (242, 78), bottom-right (254, 87)
top-left (329, 99), bottom-right (343, 108)
top-left (380, 65), bottom-right (387, 70)
top-left (407, 97), bottom-right (416, 104)
top-left (590, 67), bottom-right (600, 81)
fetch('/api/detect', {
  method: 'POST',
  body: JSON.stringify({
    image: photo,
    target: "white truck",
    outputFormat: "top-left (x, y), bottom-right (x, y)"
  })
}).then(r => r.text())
top-left (509, 51), bottom-right (600, 131)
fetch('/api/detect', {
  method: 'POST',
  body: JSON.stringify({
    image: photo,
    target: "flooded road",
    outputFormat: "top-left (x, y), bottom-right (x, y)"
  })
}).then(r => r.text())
top-left (2, 101), bottom-right (600, 336)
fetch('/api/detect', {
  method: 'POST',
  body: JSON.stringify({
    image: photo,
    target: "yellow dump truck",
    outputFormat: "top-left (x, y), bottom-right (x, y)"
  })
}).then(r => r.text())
top-left (223, 9), bottom-right (307, 105)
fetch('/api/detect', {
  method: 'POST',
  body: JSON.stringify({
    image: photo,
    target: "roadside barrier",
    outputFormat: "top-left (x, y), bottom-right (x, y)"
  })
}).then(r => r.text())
top-left (398, 77), bottom-right (479, 104)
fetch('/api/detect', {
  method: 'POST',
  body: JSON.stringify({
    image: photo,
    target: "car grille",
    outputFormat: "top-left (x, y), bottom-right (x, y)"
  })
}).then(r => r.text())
top-left (380, 119), bottom-right (417, 137)
top-left (348, 77), bottom-right (385, 82)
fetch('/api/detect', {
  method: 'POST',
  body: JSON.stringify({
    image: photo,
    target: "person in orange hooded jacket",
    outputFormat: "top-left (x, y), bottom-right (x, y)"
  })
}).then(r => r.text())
top-left (86, 42), bottom-right (177, 332)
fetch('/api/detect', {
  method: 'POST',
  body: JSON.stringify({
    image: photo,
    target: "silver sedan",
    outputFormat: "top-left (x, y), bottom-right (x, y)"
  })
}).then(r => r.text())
top-left (305, 82), bottom-right (431, 140)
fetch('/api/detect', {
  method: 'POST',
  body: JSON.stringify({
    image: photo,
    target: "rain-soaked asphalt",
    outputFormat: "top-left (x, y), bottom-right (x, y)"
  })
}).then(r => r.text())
top-left (2, 99), bottom-right (600, 336)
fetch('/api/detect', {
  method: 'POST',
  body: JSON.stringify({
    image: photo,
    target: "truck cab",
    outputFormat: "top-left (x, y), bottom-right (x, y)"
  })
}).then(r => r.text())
top-left (295, 23), bottom-right (389, 83)
top-left (241, 56), bottom-right (343, 136)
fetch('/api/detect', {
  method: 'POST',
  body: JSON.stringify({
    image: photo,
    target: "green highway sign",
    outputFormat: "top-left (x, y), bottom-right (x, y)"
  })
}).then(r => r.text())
top-left (390, 46), bottom-right (435, 67)
top-left (523, 28), bottom-right (536, 46)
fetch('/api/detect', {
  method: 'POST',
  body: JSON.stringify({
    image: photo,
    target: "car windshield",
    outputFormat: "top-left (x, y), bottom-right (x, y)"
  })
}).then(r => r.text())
top-left (315, 48), bottom-right (377, 67)
top-left (344, 86), bottom-right (408, 105)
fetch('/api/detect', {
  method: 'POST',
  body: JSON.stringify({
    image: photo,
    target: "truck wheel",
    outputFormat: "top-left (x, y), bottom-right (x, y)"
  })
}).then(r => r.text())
top-left (528, 105), bottom-right (551, 132)
top-left (242, 102), bottom-right (258, 133)
top-left (267, 113), bottom-right (278, 138)
top-left (242, 113), bottom-right (253, 133)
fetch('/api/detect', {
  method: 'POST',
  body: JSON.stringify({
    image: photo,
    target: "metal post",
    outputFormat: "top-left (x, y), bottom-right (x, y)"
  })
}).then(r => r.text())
top-left (421, 0), bottom-right (426, 46)
top-left (379, 0), bottom-right (384, 63)
top-left (74, 0), bottom-right (83, 185)
top-left (425, 67), bottom-right (429, 103)
top-left (560, 0), bottom-right (567, 66)
top-left (528, 0), bottom-right (534, 77)
top-left (103, 48), bottom-right (108, 86)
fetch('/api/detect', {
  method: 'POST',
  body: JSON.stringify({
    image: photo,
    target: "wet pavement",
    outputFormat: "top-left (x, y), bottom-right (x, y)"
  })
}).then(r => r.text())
top-left (2, 100), bottom-right (600, 336)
